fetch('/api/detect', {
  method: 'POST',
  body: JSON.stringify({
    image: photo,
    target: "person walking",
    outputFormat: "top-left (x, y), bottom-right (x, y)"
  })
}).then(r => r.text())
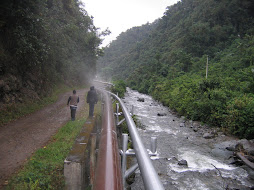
top-left (86, 86), bottom-right (98, 117)
top-left (67, 90), bottom-right (79, 121)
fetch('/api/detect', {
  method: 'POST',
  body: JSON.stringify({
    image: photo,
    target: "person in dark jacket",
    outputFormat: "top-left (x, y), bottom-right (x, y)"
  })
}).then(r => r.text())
top-left (67, 90), bottom-right (79, 121)
top-left (86, 86), bottom-right (98, 117)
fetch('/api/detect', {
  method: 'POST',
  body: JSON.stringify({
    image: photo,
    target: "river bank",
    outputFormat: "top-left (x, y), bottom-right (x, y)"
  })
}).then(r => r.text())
top-left (123, 88), bottom-right (254, 190)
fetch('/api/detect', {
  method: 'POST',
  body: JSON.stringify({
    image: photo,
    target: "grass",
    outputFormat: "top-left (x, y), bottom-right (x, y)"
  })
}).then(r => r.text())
top-left (0, 83), bottom-right (86, 127)
top-left (5, 118), bottom-right (86, 190)
top-left (4, 91), bottom-right (101, 190)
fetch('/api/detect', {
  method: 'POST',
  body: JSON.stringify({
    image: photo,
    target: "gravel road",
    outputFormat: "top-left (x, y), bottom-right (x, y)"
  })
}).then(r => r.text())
top-left (0, 89), bottom-right (88, 189)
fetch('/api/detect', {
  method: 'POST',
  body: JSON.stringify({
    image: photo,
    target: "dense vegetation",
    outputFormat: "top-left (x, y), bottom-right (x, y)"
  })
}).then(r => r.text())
top-left (111, 80), bottom-right (127, 98)
top-left (98, 0), bottom-right (254, 139)
top-left (0, 0), bottom-right (104, 105)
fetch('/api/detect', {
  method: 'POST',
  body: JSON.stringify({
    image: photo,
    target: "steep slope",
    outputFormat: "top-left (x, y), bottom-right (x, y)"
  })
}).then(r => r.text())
top-left (97, 22), bottom-right (158, 80)
top-left (98, 0), bottom-right (254, 81)
top-left (98, 0), bottom-right (254, 138)
top-left (0, 0), bottom-right (102, 105)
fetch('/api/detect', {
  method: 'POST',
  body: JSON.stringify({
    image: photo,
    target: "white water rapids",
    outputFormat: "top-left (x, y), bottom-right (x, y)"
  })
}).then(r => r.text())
top-left (122, 88), bottom-right (254, 190)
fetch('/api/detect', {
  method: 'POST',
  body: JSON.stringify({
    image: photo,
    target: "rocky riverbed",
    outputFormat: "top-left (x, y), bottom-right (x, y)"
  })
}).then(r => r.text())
top-left (122, 88), bottom-right (254, 190)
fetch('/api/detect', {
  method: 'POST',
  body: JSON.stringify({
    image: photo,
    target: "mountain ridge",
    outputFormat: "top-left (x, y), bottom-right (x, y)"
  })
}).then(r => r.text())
top-left (97, 0), bottom-right (254, 139)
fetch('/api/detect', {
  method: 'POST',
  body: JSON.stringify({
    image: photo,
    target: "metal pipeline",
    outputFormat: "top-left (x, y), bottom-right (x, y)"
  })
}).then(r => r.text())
top-left (109, 91), bottom-right (165, 190)
top-left (94, 84), bottom-right (164, 190)
top-left (93, 92), bottom-right (123, 190)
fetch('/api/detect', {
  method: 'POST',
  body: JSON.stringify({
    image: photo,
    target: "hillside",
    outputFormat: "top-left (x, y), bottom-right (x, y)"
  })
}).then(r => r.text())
top-left (97, 0), bottom-right (254, 139)
top-left (98, 22), bottom-right (158, 80)
top-left (0, 0), bottom-right (102, 106)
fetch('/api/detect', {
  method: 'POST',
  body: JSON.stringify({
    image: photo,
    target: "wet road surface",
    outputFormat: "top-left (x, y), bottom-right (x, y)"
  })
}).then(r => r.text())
top-left (0, 89), bottom-right (88, 188)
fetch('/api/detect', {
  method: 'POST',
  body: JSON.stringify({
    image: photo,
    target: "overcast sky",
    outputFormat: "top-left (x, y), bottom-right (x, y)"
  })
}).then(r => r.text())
top-left (81, 0), bottom-right (180, 46)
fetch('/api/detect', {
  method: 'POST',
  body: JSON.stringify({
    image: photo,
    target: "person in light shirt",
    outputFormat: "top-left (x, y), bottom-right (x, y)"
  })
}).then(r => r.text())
top-left (67, 90), bottom-right (79, 121)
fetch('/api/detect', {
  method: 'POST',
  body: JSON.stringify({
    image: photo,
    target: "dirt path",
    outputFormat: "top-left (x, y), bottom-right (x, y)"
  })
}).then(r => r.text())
top-left (0, 88), bottom-right (88, 188)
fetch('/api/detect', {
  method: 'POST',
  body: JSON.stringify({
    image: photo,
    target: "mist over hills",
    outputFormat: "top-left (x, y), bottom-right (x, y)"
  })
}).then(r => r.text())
top-left (0, 0), bottom-right (102, 104)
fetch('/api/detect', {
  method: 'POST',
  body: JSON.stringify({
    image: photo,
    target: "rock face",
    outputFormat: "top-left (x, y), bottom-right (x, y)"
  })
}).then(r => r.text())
top-left (0, 75), bottom-right (21, 104)
top-left (0, 73), bottom-right (45, 105)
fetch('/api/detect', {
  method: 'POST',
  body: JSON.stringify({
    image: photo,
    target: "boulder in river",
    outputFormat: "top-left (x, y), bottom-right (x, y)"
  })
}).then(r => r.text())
top-left (212, 141), bottom-right (238, 159)
top-left (179, 123), bottom-right (185, 127)
top-left (178, 159), bottom-right (188, 166)
top-left (217, 140), bottom-right (238, 152)
top-left (203, 132), bottom-right (215, 139)
top-left (236, 139), bottom-right (254, 156)
top-left (180, 116), bottom-right (186, 123)
top-left (193, 128), bottom-right (198, 132)
top-left (211, 148), bottom-right (233, 159)
top-left (157, 113), bottom-right (167, 116)
top-left (227, 157), bottom-right (237, 165)
top-left (192, 121), bottom-right (201, 128)
top-left (137, 97), bottom-right (145, 102)
top-left (226, 146), bottom-right (236, 152)
top-left (227, 156), bottom-right (244, 166)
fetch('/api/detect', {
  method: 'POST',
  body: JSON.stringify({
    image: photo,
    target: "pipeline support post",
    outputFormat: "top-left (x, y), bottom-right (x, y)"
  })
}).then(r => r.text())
top-left (109, 91), bottom-right (165, 190)
top-left (116, 103), bottom-right (120, 124)
top-left (122, 134), bottom-right (128, 187)
top-left (150, 137), bottom-right (157, 154)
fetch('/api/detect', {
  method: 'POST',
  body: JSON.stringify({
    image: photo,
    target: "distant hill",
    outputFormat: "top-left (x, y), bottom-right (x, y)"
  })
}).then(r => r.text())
top-left (97, 22), bottom-right (158, 80)
top-left (97, 0), bottom-right (254, 139)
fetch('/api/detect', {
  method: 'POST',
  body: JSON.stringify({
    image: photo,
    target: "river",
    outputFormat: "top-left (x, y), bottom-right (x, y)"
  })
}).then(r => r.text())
top-left (122, 88), bottom-right (254, 190)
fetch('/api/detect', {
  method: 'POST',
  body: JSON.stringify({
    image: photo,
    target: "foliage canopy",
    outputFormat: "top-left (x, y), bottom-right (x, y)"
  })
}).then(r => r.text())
top-left (0, 0), bottom-right (104, 103)
top-left (97, 0), bottom-right (254, 139)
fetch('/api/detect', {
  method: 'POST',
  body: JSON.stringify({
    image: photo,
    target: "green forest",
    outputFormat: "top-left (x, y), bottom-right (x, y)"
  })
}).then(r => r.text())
top-left (97, 0), bottom-right (254, 139)
top-left (0, 0), bottom-right (104, 104)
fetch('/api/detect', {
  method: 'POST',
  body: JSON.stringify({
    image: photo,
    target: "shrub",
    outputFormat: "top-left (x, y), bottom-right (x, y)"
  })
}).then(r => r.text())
top-left (223, 94), bottom-right (254, 139)
top-left (111, 80), bottom-right (127, 98)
